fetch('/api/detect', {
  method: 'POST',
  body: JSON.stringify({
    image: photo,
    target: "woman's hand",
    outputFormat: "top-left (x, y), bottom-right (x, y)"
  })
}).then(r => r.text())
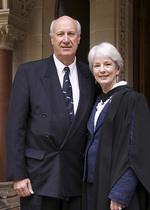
top-left (110, 200), bottom-right (125, 210)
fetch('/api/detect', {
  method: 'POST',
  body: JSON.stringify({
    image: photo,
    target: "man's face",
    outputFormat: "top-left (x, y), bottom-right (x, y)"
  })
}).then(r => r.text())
top-left (51, 16), bottom-right (80, 65)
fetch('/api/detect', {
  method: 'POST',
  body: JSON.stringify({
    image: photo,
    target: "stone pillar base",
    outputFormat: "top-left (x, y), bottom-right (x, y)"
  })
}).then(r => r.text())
top-left (0, 182), bottom-right (20, 210)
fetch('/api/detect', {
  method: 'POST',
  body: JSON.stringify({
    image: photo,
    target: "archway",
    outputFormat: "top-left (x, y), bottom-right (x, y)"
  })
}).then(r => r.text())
top-left (133, 0), bottom-right (150, 108)
top-left (55, 0), bottom-right (90, 64)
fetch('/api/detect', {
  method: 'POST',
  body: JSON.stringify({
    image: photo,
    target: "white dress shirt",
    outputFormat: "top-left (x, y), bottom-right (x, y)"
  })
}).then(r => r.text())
top-left (53, 54), bottom-right (80, 114)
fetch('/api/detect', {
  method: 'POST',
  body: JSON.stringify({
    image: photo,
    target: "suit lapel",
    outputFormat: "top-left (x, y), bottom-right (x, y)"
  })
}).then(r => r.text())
top-left (94, 99), bottom-right (111, 133)
top-left (87, 96), bottom-right (100, 136)
top-left (40, 56), bottom-right (71, 133)
top-left (40, 57), bottom-right (94, 148)
top-left (60, 62), bottom-right (94, 148)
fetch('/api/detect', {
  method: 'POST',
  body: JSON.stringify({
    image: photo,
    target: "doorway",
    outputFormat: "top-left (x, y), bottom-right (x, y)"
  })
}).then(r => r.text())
top-left (133, 0), bottom-right (150, 108)
top-left (55, 0), bottom-right (90, 64)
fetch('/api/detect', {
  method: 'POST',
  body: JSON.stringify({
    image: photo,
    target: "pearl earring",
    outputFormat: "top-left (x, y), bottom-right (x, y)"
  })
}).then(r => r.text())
top-left (116, 75), bottom-right (119, 83)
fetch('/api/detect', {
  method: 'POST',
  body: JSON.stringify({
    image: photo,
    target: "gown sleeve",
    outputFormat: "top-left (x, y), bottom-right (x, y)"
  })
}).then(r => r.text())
top-left (108, 168), bottom-right (138, 207)
top-left (108, 103), bottom-right (138, 207)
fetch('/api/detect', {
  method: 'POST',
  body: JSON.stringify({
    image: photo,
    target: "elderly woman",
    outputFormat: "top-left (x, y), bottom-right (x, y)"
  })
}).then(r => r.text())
top-left (82, 42), bottom-right (150, 210)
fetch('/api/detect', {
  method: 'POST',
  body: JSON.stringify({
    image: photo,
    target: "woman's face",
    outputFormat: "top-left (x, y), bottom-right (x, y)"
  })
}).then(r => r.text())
top-left (93, 56), bottom-right (120, 93)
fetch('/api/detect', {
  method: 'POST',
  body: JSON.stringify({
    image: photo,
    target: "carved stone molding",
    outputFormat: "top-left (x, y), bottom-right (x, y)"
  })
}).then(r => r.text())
top-left (0, 9), bottom-right (27, 30)
top-left (119, 0), bottom-right (126, 81)
top-left (0, 8), bottom-right (27, 50)
top-left (0, 24), bottom-right (26, 50)
top-left (19, 0), bottom-right (35, 17)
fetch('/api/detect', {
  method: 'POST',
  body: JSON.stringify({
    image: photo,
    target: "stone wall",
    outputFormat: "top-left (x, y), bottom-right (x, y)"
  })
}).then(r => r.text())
top-left (90, 0), bottom-right (133, 87)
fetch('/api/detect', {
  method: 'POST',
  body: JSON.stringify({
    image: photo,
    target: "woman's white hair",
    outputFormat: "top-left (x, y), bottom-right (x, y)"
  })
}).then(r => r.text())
top-left (49, 17), bottom-right (81, 37)
top-left (88, 42), bottom-right (124, 73)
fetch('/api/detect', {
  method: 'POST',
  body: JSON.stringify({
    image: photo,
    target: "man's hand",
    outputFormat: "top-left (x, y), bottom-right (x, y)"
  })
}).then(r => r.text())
top-left (13, 178), bottom-right (34, 197)
top-left (110, 200), bottom-right (125, 210)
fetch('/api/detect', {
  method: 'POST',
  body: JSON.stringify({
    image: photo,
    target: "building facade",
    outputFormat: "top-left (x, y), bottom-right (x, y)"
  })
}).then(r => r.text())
top-left (0, 0), bottom-right (149, 209)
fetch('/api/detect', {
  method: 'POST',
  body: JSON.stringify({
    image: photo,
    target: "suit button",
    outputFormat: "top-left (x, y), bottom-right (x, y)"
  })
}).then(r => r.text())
top-left (43, 113), bottom-right (47, 118)
top-left (45, 133), bottom-right (49, 139)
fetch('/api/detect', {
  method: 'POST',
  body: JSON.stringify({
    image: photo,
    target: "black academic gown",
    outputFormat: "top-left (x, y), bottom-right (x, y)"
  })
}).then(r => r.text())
top-left (82, 86), bottom-right (150, 210)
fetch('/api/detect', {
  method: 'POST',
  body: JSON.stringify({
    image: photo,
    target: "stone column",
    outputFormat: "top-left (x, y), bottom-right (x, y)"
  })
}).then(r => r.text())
top-left (0, 24), bottom-right (26, 179)
top-left (0, 1), bottom-right (37, 208)
top-left (0, 20), bottom-right (26, 210)
top-left (2, 0), bottom-right (11, 9)
top-left (0, 48), bottom-right (12, 181)
top-left (0, 0), bottom-right (12, 186)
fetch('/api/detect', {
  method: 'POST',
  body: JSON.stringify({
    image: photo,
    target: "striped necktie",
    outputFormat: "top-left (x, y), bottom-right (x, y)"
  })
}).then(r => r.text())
top-left (62, 67), bottom-right (74, 122)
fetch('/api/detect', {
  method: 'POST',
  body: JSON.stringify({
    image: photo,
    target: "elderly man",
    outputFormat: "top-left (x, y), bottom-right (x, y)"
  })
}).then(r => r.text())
top-left (6, 16), bottom-right (95, 210)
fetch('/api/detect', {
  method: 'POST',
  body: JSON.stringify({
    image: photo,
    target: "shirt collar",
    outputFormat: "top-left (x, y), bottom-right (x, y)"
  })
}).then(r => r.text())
top-left (112, 81), bottom-right (127, 89)
top-left (53, 53), bottom-right (76, 75)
